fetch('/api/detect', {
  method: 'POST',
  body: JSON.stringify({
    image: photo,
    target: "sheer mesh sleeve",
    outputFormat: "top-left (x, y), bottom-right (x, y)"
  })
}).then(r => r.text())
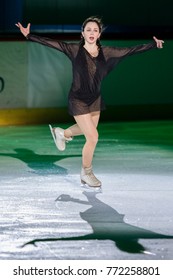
top-left (105, 41), bottom-right (157, 59)
top-left (26, 34), bottom-right (77, 58)
top-left (103, 41), bottom-right (157, 73)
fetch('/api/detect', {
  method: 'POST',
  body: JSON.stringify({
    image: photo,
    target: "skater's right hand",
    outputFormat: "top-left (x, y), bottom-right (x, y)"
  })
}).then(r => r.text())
top-left (15, 22), bottom-right (30, 37)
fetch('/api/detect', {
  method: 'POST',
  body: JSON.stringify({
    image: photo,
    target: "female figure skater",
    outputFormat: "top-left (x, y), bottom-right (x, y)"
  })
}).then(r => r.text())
top-left (16, 16), bottom-right (164, 189)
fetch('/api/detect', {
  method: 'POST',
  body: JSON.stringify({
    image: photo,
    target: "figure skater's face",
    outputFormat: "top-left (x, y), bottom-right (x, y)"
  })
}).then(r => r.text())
top-left (82, 21), bottom-right (101, 44)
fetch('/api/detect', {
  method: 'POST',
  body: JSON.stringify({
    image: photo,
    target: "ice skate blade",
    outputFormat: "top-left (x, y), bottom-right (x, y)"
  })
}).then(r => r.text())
top-left (49, 124), bottom-right (57, 147)
top-left (49, 124), bottom-right (64, 150)
top-left (81, 182), bottom-right (102, 192)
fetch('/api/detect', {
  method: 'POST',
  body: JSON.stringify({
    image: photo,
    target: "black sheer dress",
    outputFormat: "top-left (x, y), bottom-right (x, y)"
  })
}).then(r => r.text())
top-left (26, 34), bottom-right (156, 116)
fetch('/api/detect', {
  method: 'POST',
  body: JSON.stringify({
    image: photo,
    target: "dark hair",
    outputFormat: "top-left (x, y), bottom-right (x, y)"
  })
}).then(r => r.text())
top-left (80, 16), bottom-right (103, 48)
top-left (81, 16), bottom-right (103, 33)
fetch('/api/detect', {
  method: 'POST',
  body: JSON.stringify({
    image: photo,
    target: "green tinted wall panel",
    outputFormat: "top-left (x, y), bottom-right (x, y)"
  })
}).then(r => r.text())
top-left (101, 40), bottom-right (173, 105)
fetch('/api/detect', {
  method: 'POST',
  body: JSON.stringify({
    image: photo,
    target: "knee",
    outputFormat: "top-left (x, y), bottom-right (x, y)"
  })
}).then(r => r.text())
top-left (86, 130), bottom-right (99, 145)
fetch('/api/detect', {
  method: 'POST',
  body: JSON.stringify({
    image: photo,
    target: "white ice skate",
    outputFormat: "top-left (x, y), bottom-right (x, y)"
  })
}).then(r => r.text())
top-left (80, 166), bottom-right (102, 192)
top-left (49, 124), bottom-right (72, 151)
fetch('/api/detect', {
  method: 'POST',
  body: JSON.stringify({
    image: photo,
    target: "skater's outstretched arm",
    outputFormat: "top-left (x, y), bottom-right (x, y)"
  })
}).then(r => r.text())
top-left (15, 22), bottom-right (76, 56)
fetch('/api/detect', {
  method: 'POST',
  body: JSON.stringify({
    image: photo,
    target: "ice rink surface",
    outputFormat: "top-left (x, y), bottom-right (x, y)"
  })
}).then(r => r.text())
top-left (0, 120), bottom-right (173, 260)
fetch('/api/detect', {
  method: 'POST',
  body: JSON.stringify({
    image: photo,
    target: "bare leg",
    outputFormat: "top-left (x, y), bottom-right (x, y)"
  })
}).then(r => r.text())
top-left (64, 112), bottom-right (100, 139)
top-left (74, 111), bottom-right (100, 168)
top-left (73, 111), bottom-right (101, 187)
top-left (64, 124), bottom-right (83, 138)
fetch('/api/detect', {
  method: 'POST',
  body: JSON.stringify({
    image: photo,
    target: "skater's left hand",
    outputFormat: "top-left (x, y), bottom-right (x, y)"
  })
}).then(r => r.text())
top-left (153, 36), bottom-right (164, 48)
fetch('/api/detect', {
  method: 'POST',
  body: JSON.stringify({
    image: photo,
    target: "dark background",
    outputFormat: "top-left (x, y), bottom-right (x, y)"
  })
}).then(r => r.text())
top-left (1, 0), bottom-right (173, 38)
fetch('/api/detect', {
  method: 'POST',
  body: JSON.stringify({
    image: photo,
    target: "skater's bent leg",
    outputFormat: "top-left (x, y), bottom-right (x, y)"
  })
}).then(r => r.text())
top-left (64, 111), bottom-right (100, 139)
top-left (64, 124), bottom-right (83, 138)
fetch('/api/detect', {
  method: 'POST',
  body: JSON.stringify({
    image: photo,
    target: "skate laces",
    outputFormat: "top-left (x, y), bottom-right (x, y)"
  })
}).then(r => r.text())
top-left (85, 168), bottom-right (100, 184)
